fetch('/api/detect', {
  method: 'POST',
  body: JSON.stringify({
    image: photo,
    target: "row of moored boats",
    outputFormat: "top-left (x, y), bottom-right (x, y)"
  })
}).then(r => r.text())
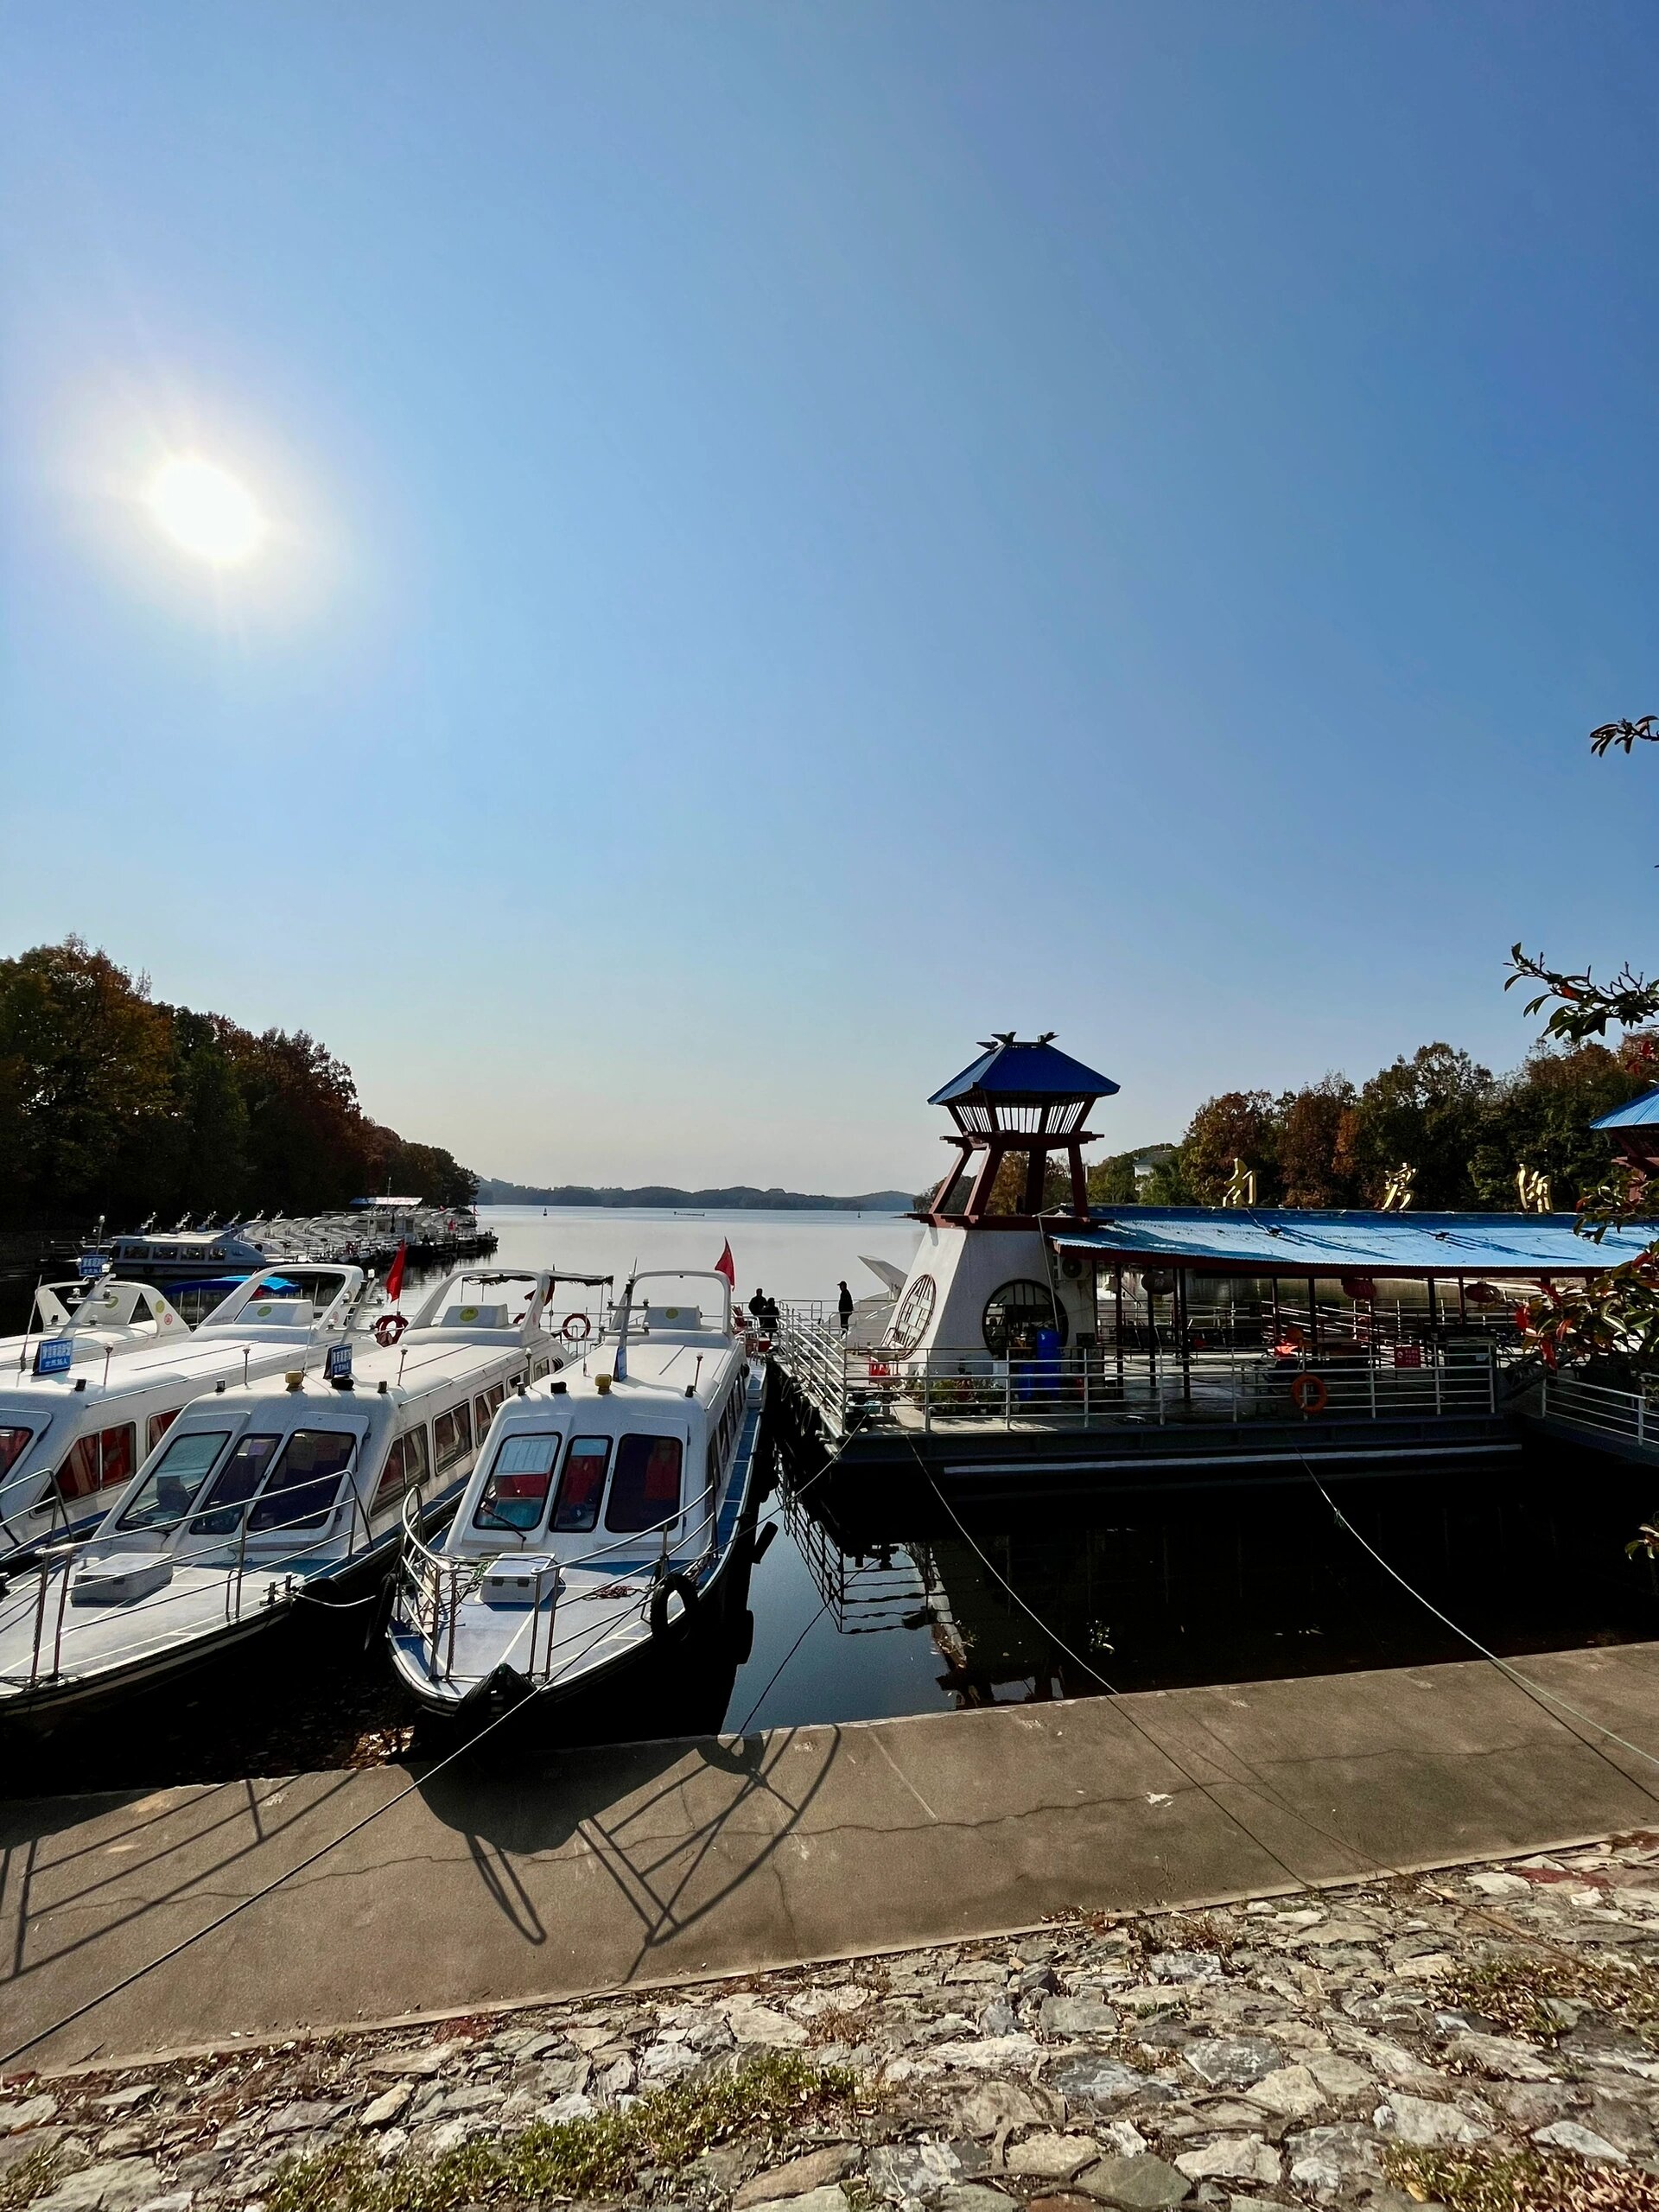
top-left (0, 1261), bottom-right (767, 1735)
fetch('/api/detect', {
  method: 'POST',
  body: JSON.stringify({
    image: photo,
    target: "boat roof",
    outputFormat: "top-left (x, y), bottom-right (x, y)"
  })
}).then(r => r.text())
top-left (109, 1229), bottom-right (245, 1248)
top-left (167, 1338), bottom-right (535, 1421)
top-left (1054, 1206), bottom-right (1654, 1277)
top-left (579, 1335), bottom-right (740, 1409)
top-left (0, 1335), bottom-right (297, 1408)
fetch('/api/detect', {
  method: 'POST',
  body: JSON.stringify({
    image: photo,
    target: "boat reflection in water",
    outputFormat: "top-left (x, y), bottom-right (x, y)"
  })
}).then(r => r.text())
top-left (781, 1452), bottom-right (1659, 1713)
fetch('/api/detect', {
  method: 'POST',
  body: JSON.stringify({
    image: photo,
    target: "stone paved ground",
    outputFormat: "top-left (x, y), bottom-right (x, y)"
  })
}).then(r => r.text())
top-left (8, 1834), bottom-right (1659, 2212)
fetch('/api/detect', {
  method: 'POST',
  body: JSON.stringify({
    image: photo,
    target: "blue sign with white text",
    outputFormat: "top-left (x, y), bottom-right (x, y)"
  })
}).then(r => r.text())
top-left (78, 1253), bottom-right (107, 1279)
top-left (325, 1342), bottom-right (353, 1384)
top-left (34, 1338), bottom-right (73, 1377)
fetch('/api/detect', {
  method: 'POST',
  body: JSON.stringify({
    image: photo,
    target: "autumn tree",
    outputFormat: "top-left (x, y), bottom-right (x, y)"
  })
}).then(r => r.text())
top-left (1275, 1076), bottom-right (1362, 1208)
top-left (1180, 1091), bottom-right (1280, 1204)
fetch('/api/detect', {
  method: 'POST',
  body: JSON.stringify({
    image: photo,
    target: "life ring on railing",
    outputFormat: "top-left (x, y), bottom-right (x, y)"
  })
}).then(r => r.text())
top-left (562, 1312), bottom-right (593, 1343)
top-left (649, 1572), bottom-right (700, 1639)
top-left (373, 1313), bottom-right (409, 1347)
top-left (1290, 1373), bottom-right (1328, 1414)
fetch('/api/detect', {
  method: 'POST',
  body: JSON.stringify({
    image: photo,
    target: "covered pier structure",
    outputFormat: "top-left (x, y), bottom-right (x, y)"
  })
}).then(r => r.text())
top-left (768, 1205), bottom-right (1657, 1498)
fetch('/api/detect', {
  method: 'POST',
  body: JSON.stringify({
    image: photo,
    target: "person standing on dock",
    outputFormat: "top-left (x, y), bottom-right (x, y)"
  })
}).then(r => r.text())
top-left (837, 1281), bottom-right (854, 1332)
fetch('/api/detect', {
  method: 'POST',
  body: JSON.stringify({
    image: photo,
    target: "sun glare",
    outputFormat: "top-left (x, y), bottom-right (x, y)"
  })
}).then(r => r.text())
top-left (146, 455), bottom-right (267, 564)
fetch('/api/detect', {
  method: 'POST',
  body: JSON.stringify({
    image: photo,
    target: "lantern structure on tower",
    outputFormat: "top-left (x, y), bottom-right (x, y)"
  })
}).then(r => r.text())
top-left (924, 1033), bottom-right (1119, 1226)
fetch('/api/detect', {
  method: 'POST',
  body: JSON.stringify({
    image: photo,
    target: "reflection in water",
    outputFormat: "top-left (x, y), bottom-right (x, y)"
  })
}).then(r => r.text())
top-left (776, 1453), bottom-right (1659, 1718)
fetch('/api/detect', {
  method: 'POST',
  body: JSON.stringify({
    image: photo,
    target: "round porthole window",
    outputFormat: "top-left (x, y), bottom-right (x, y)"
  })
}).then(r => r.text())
top-left (982, 1279), bottom-right (1067, 1358)
top-left (887, 1274), bottom-right (937, 1356)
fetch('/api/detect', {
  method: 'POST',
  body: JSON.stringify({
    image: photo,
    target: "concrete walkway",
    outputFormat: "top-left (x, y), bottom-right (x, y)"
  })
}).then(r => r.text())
top-left (6, 1641), bottom-right (1659, 2072)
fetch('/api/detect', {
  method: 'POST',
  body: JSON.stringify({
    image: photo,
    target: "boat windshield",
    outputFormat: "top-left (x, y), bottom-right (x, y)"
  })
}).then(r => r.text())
top-left (188, 1434), bottom-right (283, 1535)
top-left (604, 1435), bottom-right (683, 1533)
top-left (248, 1429), bottom-right (357, 1532)
top-left (552, 1437), bottom-right (610, 1533)
top-left (474, 1433), bottom-right (561, 1533)
top-left (0, 1427), bottom-right (34, 1481)
top-left (120, 1431), bottom-right (232, 1532)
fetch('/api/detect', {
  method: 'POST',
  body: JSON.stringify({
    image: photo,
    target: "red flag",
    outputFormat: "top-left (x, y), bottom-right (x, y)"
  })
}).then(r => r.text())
top-left (714, 1239), bottom-right (735, 1287)
top-left (385, 1239), bottom-right (407, 1304)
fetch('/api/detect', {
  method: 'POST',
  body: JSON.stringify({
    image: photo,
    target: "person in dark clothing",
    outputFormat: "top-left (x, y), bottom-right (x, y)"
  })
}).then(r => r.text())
top-left (837, 1281), bottom-right (854, 1333)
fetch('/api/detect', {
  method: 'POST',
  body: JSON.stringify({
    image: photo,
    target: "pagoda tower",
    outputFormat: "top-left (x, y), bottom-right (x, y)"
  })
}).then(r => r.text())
top-left (923, 1033), bottom-right (1120, 1227)
top-left (881, 1034), bottom-right (1120, 1364)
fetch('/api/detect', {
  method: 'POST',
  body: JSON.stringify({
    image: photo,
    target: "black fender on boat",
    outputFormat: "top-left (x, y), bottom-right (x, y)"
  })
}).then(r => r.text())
top-left (649, 1572), bottom-right (700, 1638)
top-left (463, 1661), bottom-right (531, 1712)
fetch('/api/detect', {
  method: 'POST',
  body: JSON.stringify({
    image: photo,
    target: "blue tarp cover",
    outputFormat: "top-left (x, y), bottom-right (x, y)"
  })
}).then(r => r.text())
top-left (1056, 1206), bottom-right (1654, 1275)
top-left (930, 1037), bottom-right (1119, 1104)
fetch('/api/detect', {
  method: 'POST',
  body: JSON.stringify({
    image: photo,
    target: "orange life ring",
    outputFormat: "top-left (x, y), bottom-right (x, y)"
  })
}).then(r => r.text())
top-left (373, 1313), bottom-right (409, 1347)
top-left (1290, 1373), bottom-right (1327, 1414)
top-left (562, 1312), bottom-right (593, 1343)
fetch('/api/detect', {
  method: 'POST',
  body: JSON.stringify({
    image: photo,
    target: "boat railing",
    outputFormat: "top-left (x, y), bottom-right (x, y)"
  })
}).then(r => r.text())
top-left (392, 1478), bottom-right (724, 1691)
top-left (4, 1468), bottom-right (394, 1690)
top-left (770, 1313), bottom-right (1503, 1440)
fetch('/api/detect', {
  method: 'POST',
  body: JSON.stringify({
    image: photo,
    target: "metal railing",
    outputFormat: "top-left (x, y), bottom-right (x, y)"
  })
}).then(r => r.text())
top-left (1538, 1375), bottom-right (1659, 1452)
top-left (772, 1315), bottom-right (1500, 1440)
top-left (391, 1478), bottom-right (723, 1692)
top-left (0, 1441), bottom-right (438, 1692)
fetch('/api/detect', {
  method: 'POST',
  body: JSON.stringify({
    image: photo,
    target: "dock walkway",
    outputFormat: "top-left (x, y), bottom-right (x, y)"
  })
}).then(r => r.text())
top-left (6, 1640), bottom-right (1659, 2070)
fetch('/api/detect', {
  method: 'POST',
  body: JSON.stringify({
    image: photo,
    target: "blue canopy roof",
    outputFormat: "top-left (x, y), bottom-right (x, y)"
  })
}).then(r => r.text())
top-left (1054, 1205), bottom-right (1653, 1276)
top-left (1592, 1088), bottom-right (1659, 1130)
top-left (930, 1035), bottom-right (1119, 1105)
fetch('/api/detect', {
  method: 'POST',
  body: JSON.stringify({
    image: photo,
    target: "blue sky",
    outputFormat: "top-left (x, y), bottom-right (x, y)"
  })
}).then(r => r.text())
top-left (3, 3), bottom-right (1657, 1191)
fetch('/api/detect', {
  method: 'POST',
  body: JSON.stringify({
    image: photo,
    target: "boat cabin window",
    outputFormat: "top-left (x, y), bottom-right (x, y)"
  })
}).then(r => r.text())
top-left (58, 1423), bottom-right (136, 1502)
top-left (372, 1424), bottom-right (430, 1514)
top-left (552, 1436), bottom-right (610, 1532)
top-left (0, 1426), bottom-right (33, 1482)
top-left (189, 1433), bottom-right (283, 1535)
top-left (605, 1434), bottom-right (683, 1534)
top-left (147, 1407), bottom-right (181, 1454)
top-left (473, 1383), bottom-right (505, 1439)
top-left (433, 1402), bottom-right (474, 1473)
top-left (474, 1433), bottom-right (561, 1531)
top-left (121, 1430), bottom-right (231, 1531)
top-left (247, 1429), bottom-right (358, 1533)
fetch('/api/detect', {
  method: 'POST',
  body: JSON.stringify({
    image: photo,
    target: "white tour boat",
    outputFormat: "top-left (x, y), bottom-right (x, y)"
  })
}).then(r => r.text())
top-left (0, 1266), bottom-right (369, 1557)
top-left (388, 1270), bottom-right (766, 1726)
top-left (0, 1268), bottom-right (586, 1726)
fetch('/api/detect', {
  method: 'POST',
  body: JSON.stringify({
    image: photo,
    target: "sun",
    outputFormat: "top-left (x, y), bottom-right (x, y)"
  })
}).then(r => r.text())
top-left (145, 455), bottom-right (267, 564)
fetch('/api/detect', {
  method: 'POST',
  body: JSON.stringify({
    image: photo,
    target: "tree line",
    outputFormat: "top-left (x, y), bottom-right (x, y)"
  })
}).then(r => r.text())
top-left (1087, 1037), bottom-right (1656, 1211)
top-left (0, 939), bottom-right (479, 1230)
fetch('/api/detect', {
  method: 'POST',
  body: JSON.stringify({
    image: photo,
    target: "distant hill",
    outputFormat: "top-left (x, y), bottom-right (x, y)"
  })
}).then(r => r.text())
top-left (477, 1179), bottom-right (915, 1213)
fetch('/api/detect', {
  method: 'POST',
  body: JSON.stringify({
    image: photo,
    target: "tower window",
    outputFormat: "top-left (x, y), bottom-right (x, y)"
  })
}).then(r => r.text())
top-left (982, 1279), bottom-right (1067, 1358)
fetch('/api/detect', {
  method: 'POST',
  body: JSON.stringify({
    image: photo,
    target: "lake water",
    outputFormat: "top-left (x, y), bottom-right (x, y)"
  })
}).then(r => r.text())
top-left (9, 1205), bottom-right (1659, 1789)
top-left (473, 1202), bottom-right (923, 1314)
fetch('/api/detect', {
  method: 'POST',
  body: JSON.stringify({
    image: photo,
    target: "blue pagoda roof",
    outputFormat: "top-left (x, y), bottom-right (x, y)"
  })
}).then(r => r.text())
top-left (930, 1035), bottom-right (1120, 1105)
top-left (1592, 1088), bottom-right (1659, 1130)
top-left (1054, 1205), bottom-right (1652, 1276)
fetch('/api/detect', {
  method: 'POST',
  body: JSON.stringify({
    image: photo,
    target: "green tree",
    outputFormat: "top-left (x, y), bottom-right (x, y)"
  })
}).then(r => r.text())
top-left (0, 939), bottom-right (175, 1225)
top-left (1086, 1149), bottom-right (1144, 1205)
top-left (1468, 1040), bottom-right (1655, 1211)
top-left (1350, 1043), bottom-right (1493, 1208)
